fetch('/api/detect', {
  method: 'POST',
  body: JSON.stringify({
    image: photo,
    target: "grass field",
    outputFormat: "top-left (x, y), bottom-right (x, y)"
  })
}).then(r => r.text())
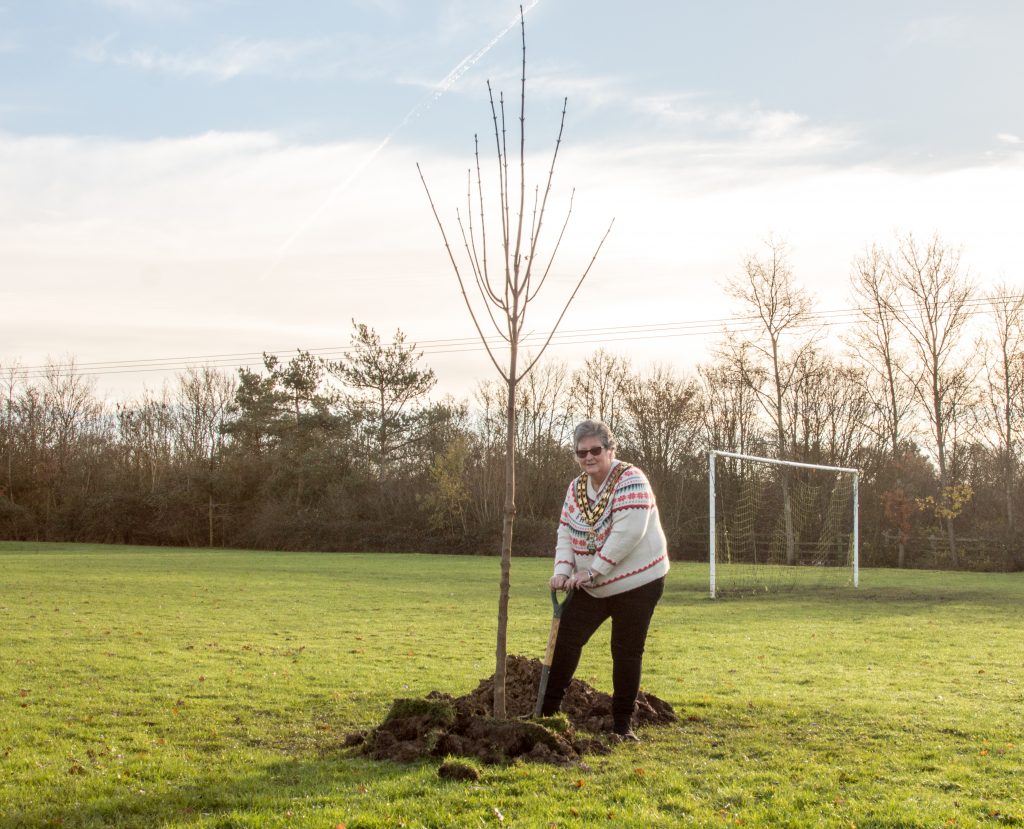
top-left (1, 542), bottom-right (1022, 828)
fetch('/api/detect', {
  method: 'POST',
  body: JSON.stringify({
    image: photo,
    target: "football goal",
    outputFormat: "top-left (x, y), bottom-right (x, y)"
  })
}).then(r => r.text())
top-left (709, 450), bottom-right (859, 598)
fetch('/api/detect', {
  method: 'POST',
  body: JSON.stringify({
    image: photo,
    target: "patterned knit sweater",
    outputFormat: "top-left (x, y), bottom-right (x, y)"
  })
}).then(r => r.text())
top-left (553, 460), bottom-right (670, 597)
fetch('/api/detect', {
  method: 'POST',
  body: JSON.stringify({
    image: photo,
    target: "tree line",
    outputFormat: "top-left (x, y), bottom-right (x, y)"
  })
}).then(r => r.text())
top-left (2, 233), bottom-right (1022, 571)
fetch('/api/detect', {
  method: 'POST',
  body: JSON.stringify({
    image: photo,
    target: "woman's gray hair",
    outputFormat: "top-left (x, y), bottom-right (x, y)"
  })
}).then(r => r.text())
top-left (573, 419), bottom-right (617, 453)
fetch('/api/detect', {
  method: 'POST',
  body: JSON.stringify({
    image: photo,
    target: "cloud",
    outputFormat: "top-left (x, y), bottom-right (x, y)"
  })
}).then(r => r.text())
top-left (3, 128), bottom-right (1023, 401)
top-left (78, 34), bottom-right (338, 81)
top-left (997, 133), bottom-right (1021, 145)
top-left (425, 58), bottom-right (859, 165)
top-left (452, 67), bottom-right (859, 168)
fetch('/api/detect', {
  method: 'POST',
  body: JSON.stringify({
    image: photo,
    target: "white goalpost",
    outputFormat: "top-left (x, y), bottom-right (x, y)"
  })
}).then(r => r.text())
top-left (709, 449), bottom-right (860, 599)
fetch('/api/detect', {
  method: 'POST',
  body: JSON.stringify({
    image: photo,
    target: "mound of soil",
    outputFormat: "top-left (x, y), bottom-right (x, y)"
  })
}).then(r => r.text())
top-left (466, 654), bottom-right (678, 733)
top-left (350, 654), bottom-right (677, 766)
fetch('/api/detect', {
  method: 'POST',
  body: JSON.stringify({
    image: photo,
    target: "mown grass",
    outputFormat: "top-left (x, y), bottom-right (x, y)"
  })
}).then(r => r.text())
top-left (1, 541), bottom-right (1022, 828)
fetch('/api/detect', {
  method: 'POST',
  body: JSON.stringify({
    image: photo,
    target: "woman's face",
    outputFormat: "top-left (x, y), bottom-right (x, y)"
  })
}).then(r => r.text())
top-left (576, 435), bottom-right (614, 484)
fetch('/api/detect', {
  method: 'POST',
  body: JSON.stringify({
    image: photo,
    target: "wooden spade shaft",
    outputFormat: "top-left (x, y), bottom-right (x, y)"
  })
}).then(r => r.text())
top-left (534, 589), bottom-right (571, 717)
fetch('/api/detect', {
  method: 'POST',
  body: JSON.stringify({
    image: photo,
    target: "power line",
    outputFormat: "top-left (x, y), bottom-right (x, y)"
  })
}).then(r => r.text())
top-left (6, 294), bottom-right (1021, 382)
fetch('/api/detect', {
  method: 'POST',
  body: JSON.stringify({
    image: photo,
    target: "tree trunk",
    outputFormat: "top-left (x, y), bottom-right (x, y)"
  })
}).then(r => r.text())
top-left (782, 479), bottom-right (796, 564)
top-left (937, 438), bottom-right (959, 567)
top-left (772, 341), bottom-right (797, 566)
top-left (945, 513), bottom-right (959, 567)
top-left (1005, 448), bottom-right (1015, 537)
top-left (1006, 452), bottom-right (1016, 572)
top-left (494, 371), bottom-right (517, 720)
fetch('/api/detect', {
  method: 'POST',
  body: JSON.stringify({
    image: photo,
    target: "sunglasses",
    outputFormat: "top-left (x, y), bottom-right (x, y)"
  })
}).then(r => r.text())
top-left (575, 446), bottom-right (606, 458)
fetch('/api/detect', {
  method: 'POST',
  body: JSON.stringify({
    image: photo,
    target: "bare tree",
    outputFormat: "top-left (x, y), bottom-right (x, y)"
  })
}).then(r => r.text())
top-left (979, 285), bottom-right (1024, 545)
top-left (886, 233), bottom-right (977, 566)
top-left (418, 11), bottom-right (613, 717)
top-left (117, 385), bottom-right (176, 495)
top-left (175, 366), bottom-right (236, 546)
top-left (515, 357), bottom-right (575, 518)
top-left (848, 244), bottom-right (918, 565)
top-left (43, 358), bottom-right (103, 478)
top-left (617, 363), bottom-right (702, 494)
top-left (786, 349), bottom-right (871, 469)
top-left (617, 363), bottom-right (703, 532)
top-left (850, 245), bottom-right (918, 454)
top-left (465, 380), bottom-right (511, 533)
top-left (698, 354), bottom-right (763, 458)
top-left (176, 366), bottom-right (236, 466)
top-left (568, 348), bottom-right (631, 432)
top-left (721, 238), bottom-right (820, 563)
top-left (1, 363), bottom-right (23, 503)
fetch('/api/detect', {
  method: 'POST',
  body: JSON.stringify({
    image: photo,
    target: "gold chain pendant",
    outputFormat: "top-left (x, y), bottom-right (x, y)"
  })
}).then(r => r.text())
top-left (575, 463), bottom-right (631, 536)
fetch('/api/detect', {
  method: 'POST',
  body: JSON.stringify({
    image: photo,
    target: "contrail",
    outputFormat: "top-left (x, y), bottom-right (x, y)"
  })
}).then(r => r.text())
top-left (264, 1), bottom-right (541, 278)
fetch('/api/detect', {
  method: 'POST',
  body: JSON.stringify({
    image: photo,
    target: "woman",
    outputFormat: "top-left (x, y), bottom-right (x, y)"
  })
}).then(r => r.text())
top-left (540, 419), bottom-right (670, 741)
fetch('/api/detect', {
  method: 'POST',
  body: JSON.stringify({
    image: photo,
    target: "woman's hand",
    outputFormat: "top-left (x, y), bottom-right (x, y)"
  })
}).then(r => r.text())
top-left (567, 570), bottom-right (596, 591)
top-left (549, 574), bottom-right (570, 591)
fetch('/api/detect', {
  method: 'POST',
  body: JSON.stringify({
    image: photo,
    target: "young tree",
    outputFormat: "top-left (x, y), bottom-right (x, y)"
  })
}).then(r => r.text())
top-left (418, 11), bottom-right (613, 717)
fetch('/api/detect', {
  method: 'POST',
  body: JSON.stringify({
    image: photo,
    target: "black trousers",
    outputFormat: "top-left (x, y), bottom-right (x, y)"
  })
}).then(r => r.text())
top-left (540, 576), bottom-right (665, 731)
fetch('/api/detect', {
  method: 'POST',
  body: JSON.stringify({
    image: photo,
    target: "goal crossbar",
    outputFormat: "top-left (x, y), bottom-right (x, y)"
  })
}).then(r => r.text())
top-left (709, 450), bottom-right (860, 598)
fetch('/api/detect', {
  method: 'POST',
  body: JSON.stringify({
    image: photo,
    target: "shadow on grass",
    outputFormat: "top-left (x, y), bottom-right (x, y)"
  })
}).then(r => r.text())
top-left (1, 750), bottom-right (419, 829)
top-left (657, 575), bottom-right (1024, 609)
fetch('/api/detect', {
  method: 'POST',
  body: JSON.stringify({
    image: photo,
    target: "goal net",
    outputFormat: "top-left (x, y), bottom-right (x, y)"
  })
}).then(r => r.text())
top-left (709, 450), bottom-right (859, 598)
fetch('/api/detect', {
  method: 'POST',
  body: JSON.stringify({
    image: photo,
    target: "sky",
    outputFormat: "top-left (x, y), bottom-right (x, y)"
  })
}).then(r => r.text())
top-left (2, 0), bottom-right (1023, 401)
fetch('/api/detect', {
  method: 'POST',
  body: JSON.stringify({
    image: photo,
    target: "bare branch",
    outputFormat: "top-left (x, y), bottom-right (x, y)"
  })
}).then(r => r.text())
top-left (464, 157), bottom-right (487, 299)
top-left (457, 180), bottom-right (486, 296)
top-left (520, 218), bottom-right (615, 379)
top-left (487, 81), bottom-right (509, 284)
top-left (523, 97), bottom-right (568, 294)
top-left (456, 208), bottom-right (508, 340)
top-left (473, 135), bottom-right (501, 306)
top-left (528, 187), bottom-right (575, 303)
top-left (512, 9), bottom-right (528, 295)
top-left (417, 163), bottom-right (509, 381)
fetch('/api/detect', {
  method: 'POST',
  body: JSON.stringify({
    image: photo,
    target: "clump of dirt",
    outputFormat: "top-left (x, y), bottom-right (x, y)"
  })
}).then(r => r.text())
top-left (438, 759), bottom-right (480, 781)
top-left (349, 654), bottom-right (676, 766)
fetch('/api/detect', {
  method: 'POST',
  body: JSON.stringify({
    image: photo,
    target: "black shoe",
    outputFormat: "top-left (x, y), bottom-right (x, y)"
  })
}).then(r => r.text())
top-left (611, 728), bottom-right (640, 743)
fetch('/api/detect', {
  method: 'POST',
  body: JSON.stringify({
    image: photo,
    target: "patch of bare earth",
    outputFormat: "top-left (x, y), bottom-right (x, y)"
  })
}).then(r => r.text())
top-left (346, 655), bottom-right (676, 766)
